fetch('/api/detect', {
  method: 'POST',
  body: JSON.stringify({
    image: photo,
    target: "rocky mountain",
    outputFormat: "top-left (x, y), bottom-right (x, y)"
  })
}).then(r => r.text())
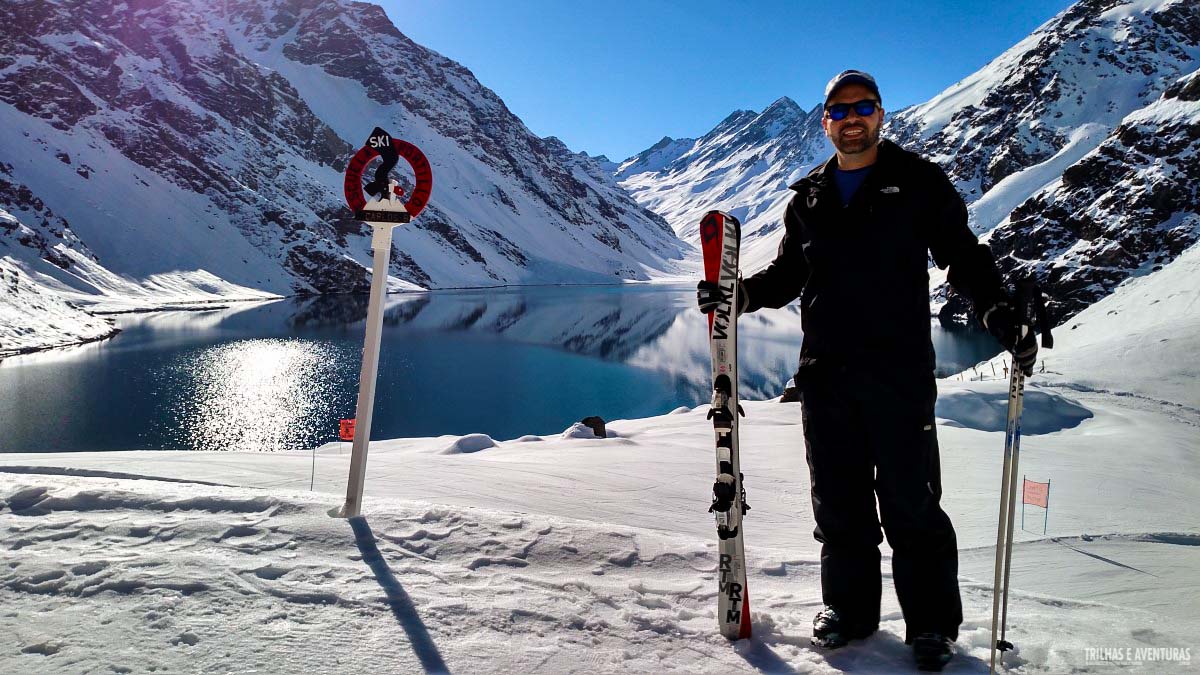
top-left (616, 98), bottom-right (832, 272)
top-left (0, 0), bottom-right (684, 354)
top-left (621, 0), bottom-right (1199, 328)
top-left (974, 67), bottom-right (1200, 324)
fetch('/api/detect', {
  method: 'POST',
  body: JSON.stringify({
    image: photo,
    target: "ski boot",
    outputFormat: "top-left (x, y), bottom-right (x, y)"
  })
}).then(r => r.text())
top-left (912, 632), bottom-right (954, 671)
top-left (810, 606), bottom-right (877, 649)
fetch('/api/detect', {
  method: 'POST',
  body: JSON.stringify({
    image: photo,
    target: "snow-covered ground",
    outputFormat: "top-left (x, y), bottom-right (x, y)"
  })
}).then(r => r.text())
top-left (2, 248), bottom-right (1197, 672)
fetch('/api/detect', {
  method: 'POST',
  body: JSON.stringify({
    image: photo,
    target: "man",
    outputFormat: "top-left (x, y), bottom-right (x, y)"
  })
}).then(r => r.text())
top-left (697, 70), bottom-right (1037, 671)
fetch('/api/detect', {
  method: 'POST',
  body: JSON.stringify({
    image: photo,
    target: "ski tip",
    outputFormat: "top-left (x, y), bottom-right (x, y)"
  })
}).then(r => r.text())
top-left (699, 210), bottom-right (742, 227)
top-left (699, 210), bottom-right (742, 248)
top-left (700, 209), bottom-right (740, 223)
top-left (700, 212), bottom-right (722, 245)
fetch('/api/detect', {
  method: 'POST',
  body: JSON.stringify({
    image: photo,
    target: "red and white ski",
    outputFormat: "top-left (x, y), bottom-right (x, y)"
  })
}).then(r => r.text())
top-left (700, 210), bottom-right (751, 640)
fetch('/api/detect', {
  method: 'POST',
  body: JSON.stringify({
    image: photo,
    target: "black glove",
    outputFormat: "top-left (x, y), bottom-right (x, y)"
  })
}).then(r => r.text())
top-left (983, 301), bottom-right (1038, 375)
top-left (697, 280), bottom-right (747, 315)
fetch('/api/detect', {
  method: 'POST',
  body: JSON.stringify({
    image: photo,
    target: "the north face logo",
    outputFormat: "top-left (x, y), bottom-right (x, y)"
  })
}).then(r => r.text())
top-left (880, 186), bottom-right (900, 194)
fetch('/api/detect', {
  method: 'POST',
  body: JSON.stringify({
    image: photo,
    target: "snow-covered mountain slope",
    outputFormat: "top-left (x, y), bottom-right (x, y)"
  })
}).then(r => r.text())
top-left (891, 0), bottom-right (1200, 326)
top-left (0, 253), bottom-right (116, 356)
top-left (0, 176), bottom-right (116, 354)
top-left (617, 99), bottom-right (832, 272)
top-left (219, 0), bottom-right (683, 285)
top-left (974, 238), bottom-right (1200, 412)
top-left (972, 67), bottom-right (1200, 324)
top-left (615, 136), bottom-right (698, 179)
top-left (888, 0), bottom-right (1200, 229)
top-left (0, 0), bottom-right (684, 353)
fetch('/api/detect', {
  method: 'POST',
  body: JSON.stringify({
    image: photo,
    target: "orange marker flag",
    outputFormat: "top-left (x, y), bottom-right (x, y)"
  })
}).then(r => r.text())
top-left (1022, 478), bottom-right (1049, 508)
top-left (339, 418), bottom-right (356, 442)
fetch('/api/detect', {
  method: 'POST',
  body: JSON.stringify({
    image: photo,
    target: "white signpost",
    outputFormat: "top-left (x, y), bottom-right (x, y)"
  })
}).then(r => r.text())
top-left (337, 127), bottom-right (432, 518)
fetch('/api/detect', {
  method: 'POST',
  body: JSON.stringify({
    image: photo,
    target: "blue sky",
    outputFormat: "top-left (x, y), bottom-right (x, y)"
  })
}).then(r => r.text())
top-left (383, 1), bottom-right (1076, 161)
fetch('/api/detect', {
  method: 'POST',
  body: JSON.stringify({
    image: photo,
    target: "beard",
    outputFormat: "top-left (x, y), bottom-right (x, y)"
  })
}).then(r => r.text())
top-left (832, 123), bottom-right (881, 155)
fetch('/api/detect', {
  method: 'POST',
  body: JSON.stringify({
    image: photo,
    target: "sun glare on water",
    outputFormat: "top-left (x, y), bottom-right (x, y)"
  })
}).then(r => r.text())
top-left (167, 339), bottom-right (350, 452)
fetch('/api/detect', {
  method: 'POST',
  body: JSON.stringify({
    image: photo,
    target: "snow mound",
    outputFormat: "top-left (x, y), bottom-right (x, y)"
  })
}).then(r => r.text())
top-left (936, 384), bottom-right (1092, 435)
top-left (560, 422), bottom-right (602, 440)
top-left (511, 435), bottom-right (543, 443)
top-left (439, 434), bottom-right (497, 455)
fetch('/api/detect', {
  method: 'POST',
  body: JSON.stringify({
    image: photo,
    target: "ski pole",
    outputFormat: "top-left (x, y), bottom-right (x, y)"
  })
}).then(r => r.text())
top-left (998, 363), bottom-right (1024, 663)
top-left (989, 280), bottom-right (1054, 674)
top-left (989, 361), bottom-right (1022, 674)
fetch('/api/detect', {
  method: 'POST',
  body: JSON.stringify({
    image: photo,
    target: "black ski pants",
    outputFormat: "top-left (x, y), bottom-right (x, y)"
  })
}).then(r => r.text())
top-left (797, 363), bottom-right (962, 641)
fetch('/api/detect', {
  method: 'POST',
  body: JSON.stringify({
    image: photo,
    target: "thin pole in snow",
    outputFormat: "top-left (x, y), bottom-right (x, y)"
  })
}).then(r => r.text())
top-left (1021, 475), bottom-right (1025, 532)
top-left (1044, 479), bottom-right (1050, 535)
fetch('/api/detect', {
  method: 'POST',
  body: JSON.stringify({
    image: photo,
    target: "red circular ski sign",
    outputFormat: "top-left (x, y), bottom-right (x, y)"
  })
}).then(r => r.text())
top-left (343, 127), bottom-right (432, 218)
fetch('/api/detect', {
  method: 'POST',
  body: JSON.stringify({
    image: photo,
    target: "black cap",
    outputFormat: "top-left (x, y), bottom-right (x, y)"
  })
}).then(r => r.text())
top-left (824, 69), bottom-right (881, 104)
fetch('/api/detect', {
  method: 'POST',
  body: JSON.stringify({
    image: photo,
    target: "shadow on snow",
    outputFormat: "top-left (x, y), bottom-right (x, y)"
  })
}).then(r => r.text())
top-left (350, 516), bottom-right (451, 674)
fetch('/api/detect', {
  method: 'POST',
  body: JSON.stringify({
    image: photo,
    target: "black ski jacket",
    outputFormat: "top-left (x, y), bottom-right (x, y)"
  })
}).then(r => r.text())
top-left (741, 140), bottom-right (1004, 374)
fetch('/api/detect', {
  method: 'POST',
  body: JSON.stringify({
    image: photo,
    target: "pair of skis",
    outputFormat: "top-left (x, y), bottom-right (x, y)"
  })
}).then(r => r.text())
top-left (700, 211), bottom-right (752, 641)
top-left (989, 281), bottom-right (1053, 673)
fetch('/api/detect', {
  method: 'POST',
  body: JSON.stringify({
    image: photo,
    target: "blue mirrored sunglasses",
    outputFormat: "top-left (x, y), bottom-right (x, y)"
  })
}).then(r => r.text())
top-left (825, 99), bottom-right (878, 121)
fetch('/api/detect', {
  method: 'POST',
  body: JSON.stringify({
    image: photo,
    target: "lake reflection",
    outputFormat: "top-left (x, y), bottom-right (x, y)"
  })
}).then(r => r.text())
top-left (0, 286), bottom-right (1001, 452)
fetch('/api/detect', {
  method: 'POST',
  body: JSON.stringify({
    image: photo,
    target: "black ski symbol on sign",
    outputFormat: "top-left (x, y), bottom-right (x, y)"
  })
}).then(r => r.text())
top-left (363, 127), bottom-right (399, 198)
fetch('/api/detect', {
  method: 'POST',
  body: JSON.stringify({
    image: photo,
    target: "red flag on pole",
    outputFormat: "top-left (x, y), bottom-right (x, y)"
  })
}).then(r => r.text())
top-left (339, 418), bottom-right (356, 441)
top-left (1022, 478), bottom-right (1049, 508)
